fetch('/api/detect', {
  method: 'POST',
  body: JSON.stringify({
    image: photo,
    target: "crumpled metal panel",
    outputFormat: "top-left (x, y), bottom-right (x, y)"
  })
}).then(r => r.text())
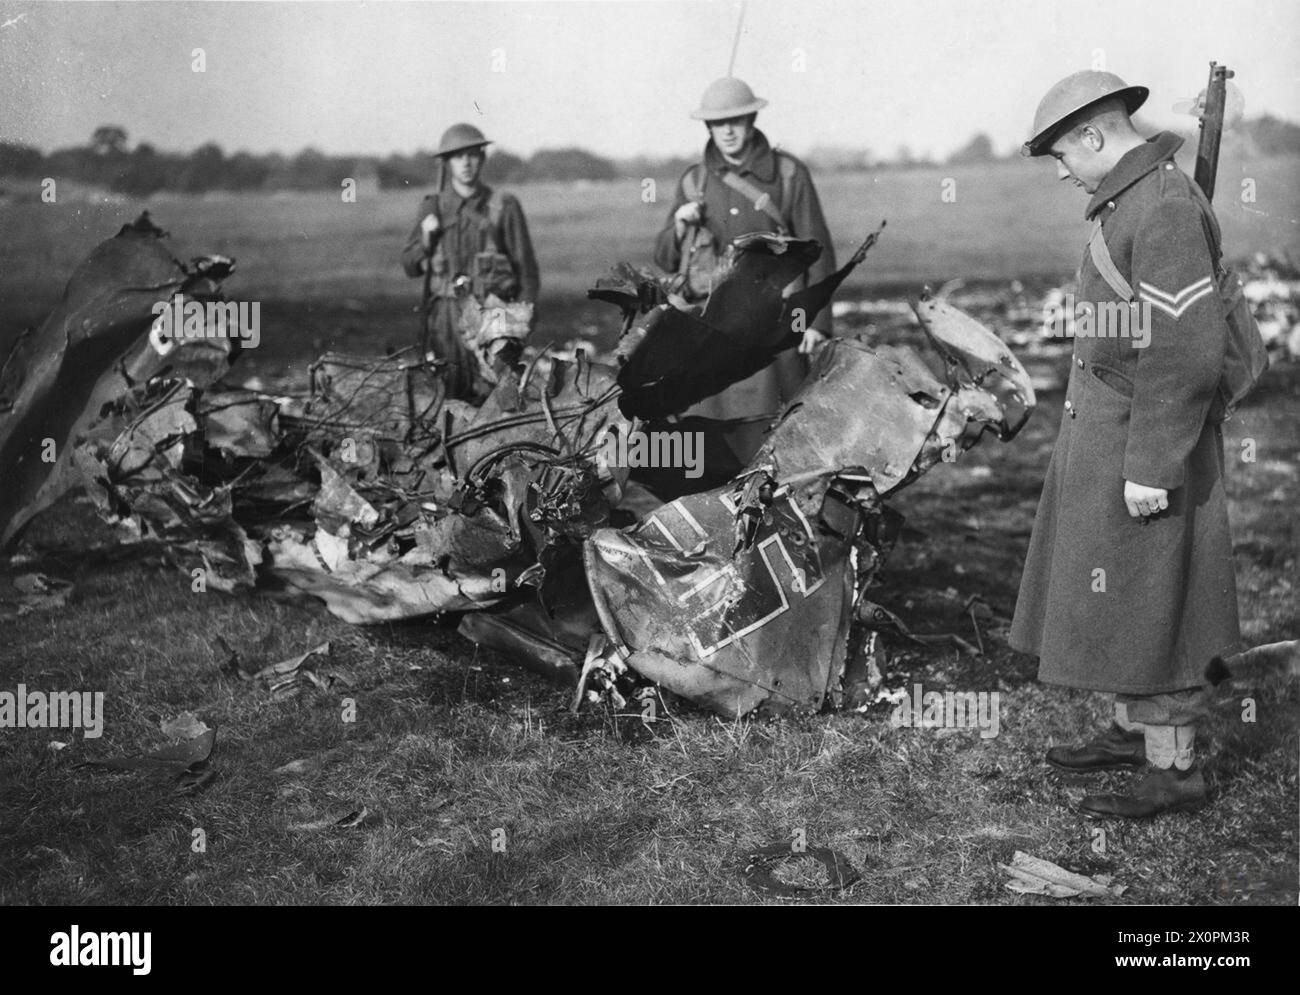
top-left (72, 379), bottom-right (261, 591)
top-left (456, 294), bottom-right (534, 386)
top-left (699, 233), bottom-right (822, 347)
top-left (457, 601), bottom-right (590, 685)
top-left (586, 485), bottom-right (855, 717)
top-left (200, 392), bottom-right (279, 459)
top-left (0, 213), bottom-right (233, 547)
top-left (584, 302), bottom-right (1036, 717)
top-left (265, 525), bottom-right (512, 624)
top-left (756, 341), bottom-right (950, 497)
top-left (613, 228), bottom-right (884, 421)
top-left (261, 462), bottom-right (535, 624)
top-left (912, 294), bottom-right (1037, 440)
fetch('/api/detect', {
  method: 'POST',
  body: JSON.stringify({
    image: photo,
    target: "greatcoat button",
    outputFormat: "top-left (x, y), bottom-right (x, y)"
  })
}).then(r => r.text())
top-left (1076, 358), bottom-right (1085, 368)
top-left (730, 207), bottom-right (740, 215)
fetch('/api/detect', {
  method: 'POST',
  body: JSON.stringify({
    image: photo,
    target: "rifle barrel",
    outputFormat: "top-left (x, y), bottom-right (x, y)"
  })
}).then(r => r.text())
top-left (1194, 62), bottom-right (1234, 202)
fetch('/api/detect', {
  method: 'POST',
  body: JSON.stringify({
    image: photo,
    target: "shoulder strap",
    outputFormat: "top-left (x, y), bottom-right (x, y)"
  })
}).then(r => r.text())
top-left (681, 163), bottom-right (705, 202)
top-left (674, 165), bottom-right (709, 285)
top-left (719, 169), bottom-right (788, 231)
top-left (427, 192), bottom-right (446, 269)
top-left (1184, 182), bottom-right (1226, 271)
top-left (476, 190), bottom-right (510, 256)
top-left (776, 151), bottom-right (797, 215)
top-left (487, 189), bottom-right (505, 228)
top-left (1088, 222), bottom-right (1134, 302)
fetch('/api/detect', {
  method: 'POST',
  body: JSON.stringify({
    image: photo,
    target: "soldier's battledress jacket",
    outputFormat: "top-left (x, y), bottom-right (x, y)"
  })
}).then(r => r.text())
top-left (401, 183), bottom-right (539, 399)
top-left (653, 130), bottom-right (836, 424)
top-left (1009, 132), bottom-right (1240, 694)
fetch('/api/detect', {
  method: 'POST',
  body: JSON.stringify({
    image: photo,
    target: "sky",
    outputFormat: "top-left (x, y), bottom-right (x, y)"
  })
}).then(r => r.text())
top-left (2, 0), bottom-right (1298, 161)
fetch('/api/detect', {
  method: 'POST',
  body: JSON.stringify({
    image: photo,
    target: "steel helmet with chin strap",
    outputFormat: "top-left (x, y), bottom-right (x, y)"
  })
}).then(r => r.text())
top-left (1022, 71), bottom-right (1148, 157)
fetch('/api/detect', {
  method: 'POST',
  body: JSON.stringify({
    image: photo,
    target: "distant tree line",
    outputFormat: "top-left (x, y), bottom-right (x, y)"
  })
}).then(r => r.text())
top-left (812, 116), bottom-right (1300, 171)
top-left (0, 127), bottom-right (672, 195)
top-left (3, 118), bottom-right (1298, 194)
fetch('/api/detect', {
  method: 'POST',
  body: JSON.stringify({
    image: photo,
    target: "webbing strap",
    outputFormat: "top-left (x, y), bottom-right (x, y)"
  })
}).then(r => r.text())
top-left (719, 170), bottom-right (788, 231)
top-left (1088, 221), bottom-right (1134, 303)
top-left (1089, 169), bottom-right (1225, 304)
top-left (681, 155), bottom-right (796, 232)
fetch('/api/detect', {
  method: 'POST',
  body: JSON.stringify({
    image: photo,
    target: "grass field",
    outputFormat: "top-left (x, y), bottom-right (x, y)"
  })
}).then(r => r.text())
top-left (3, 149), bottom-right (1297, 360)
top-left (0, 156), bottom-right (1296, 905)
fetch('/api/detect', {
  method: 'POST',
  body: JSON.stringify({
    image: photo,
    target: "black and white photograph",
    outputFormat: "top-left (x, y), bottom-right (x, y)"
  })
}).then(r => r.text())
top-left (0, 0), bottom-right (1296, 933)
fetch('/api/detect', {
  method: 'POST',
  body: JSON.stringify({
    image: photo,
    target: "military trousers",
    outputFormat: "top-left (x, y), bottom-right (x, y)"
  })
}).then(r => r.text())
top-left (1113, 689), bottom-right (1206, 771)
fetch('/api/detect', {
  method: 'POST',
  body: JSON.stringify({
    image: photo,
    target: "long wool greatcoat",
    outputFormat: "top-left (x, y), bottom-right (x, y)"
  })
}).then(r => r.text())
top-left (1009, 132), bottom-right (1240, 695)
top-left (653, 130), bottom-right (836, 430)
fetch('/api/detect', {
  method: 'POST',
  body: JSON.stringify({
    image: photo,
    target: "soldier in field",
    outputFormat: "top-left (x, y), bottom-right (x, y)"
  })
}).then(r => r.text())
top-left (1011, 71), bottom-right (1240, 819)
top-left (654, 77), bottom-right (836, 465)
top-left (402, 123), bottom-right (539, 401)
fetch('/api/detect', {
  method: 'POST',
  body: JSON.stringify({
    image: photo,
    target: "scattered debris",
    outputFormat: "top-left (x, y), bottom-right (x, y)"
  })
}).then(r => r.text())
top-left (1, 573), bottom-right (74, 617)
top-left (410, 834), bottom-right (454, 852)
top-left (740, 843), bottom-right (861, 897)
top-left (1240, 252), bottom-right (1300, 361)
top-left (232, 641), bottom-right (337, 699)
top-left (1, 215), bottom-right (1048, 719)
top-left (288, 804), bottom-right (373, 832)
top-left (333, 805), bottom-right (371, 829)
top-left (273, 756), bottom-right (325, 777)
top-left (1205, 639), bottom-right (1300, 687)
top-left (842, 629), bottom-right (887, 710)
top-left (0, 212), bottom-right (235, 549)
top-left (82, 726), bottom-right (217, 794)
top-left (1000, 851), bottom-right (1125, 899)
top-left (160, 711), bottom-right (211, 741)
top-left (176, 766), bottom-right (218, 795)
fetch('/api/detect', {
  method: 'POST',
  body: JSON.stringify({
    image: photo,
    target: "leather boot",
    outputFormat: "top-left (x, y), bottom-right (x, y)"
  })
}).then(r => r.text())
top-left (1046, 723), bottom-right (1145, 772)
top-left (1077, 765), bottom-right (1208, 819)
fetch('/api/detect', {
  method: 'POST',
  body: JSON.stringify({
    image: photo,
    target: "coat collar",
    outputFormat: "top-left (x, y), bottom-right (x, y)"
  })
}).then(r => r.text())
top-left (1085, 131), bottom-right (1184, 219)
top-left (441, 181), bottom-right (492, 214)
top-left (704, 128), bottom-right (778, 183)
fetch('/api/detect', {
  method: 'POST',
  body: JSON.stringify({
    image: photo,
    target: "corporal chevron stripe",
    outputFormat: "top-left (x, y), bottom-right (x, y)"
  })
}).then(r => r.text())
top-left (1138, 276), bottom-right (1215, 319)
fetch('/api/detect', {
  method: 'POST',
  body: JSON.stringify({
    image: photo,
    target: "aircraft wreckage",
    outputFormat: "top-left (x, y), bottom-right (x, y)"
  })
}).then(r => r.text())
top-left (0, 213), bottom-right (1035, 718)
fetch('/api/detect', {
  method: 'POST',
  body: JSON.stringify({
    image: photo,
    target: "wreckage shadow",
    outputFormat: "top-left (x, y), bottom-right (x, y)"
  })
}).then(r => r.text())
top-left (356, 610), bottom-right (565, 706)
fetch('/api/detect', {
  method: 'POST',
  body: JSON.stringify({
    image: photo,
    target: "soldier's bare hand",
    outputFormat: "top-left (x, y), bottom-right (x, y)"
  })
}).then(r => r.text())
top-left (798, 328), bottom-right (828, 354)
top-left (1124, 480), bottom-right (1169, 519)
top-left (674, 201), bottom-right (703, 227)
top-left (420, 213), bottom-right (440, 250)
